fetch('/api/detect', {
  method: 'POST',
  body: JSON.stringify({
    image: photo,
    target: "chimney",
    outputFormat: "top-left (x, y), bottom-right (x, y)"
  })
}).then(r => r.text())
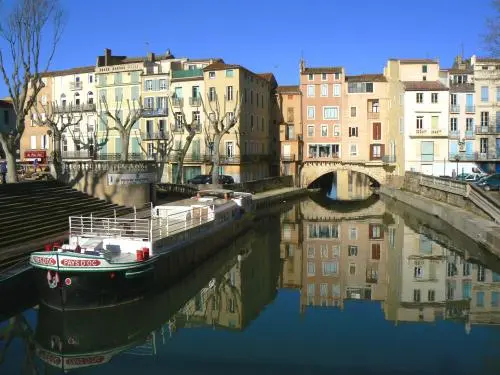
top-left (147, 52), bottom-right (155, 62)
top-left (299, 58), bottom-right (305, 74)
top-left (104, 48), bottom-right (112, 66)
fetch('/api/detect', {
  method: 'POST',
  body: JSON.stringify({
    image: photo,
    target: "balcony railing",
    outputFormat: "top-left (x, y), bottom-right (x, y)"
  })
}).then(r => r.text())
top-left (382, 155), bottom-right (396, 163)
top-left (465, 105), bottom-right (475, 113)
top-left (189, 97), bottom-right (201, 106)
top-left (281, 154), bottom-right (296, 162)
top-left (69, 81), bottom-right (82, 90)
top-left (53, 103), bottom-right (96, 113)
top-left (448, 153), bottom-right (476, 161)
top-left (143, 108), bottom-right (168, 117)
top-left (464, 130), bottom-right (475, 139)
top-left (476, 125), bottom-right (500, 134)
top-left (171, 69), bottom-right (204, 79)
top-left (412, 129), bottom-right (447, 137)
top-left (61, 151), bottom-right (145, 160)
top-left (450, 105), bottom-right (460, 113)
top-left (141, 131), bottom-right (169, 140)
top-left (367, 111), bottom-right (380, 119)
top-left (449, 130), bottom-right (460, 139)
top-left (475, 151), bottom-right (500, 161)
top-left (172, 98), bottom-right (184, 107)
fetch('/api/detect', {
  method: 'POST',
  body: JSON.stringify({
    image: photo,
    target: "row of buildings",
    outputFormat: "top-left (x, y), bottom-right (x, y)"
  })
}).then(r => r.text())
top-left (11, 50), bottom-right (500, 183)
top-left (278, 197), bottom-right (500, 329)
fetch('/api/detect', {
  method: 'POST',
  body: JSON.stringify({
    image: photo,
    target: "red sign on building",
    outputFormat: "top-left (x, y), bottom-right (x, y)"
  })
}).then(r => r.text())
top-left (24, 150), bottom-right (47, 159)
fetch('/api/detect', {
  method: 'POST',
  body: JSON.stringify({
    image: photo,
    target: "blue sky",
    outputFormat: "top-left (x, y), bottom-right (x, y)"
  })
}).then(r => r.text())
top-left (0, 0), bottom-right (495, 98)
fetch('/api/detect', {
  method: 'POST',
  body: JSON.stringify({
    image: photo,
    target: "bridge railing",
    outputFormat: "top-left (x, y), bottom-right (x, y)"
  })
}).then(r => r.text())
top-left (157, 183), bottom-right (198, 196)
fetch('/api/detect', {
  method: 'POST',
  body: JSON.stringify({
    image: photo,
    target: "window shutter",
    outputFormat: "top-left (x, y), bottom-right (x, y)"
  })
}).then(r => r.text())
top-left (115, 138), bottom-right (121, 154)
top-left (369, 145), bottom-right (374, 160)
top-left (380, 144), bottom-right (385, 157)
top-left (144, 80), bottom-right (148, 91)
top-left (154, 79), bottom-right (159, 91)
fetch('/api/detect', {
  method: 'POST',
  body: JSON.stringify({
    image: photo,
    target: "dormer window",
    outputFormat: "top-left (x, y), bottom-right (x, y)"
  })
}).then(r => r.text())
top-left (208, 71), bottom-right (216, 79)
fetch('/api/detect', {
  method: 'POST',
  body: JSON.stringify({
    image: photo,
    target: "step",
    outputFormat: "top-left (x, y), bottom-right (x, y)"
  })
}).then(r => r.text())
top-left (0, 188), bottom-right (88, 202)
top-left (0, 194), bottom-right (103, 212)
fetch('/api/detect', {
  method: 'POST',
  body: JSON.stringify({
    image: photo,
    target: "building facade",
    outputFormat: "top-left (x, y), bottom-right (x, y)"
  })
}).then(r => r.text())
top-left (0, 99), bottom-right (16, 159)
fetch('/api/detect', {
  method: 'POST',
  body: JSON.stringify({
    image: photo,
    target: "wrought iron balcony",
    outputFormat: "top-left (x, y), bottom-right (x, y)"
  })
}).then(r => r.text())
top-left (141, 131), bottom-right (169, 140)
top-left (171, 69), bottom-right (203, 79)
top-left (143, 108), bottom-right (168, 117)
top-left (476, 124), bottom-right (500, 134)
top-left (281, 154), bottom-right (296, 162)
top-left (448, 153), bottom-right (475, 161)
top-left (411, 128), bottom-right (447, 137)
top-left (69, 81), bottom-right (82, 90)
top-left (53, 103), bottom-right (95, 113)
top-left (189, 97), bottom-right (201, 106)
top-left (465, 105), bottom-right (475, 113)
top-left (464, 130), bottom-right (475, 139)
top-left (172, 98), bottom-right (184, 107)
top-left (450, 105), bottom-right (460, 113)
top-left (449, 130), bottom-right (460, 139)
top-left (475, 151), bottom-right (500, 161)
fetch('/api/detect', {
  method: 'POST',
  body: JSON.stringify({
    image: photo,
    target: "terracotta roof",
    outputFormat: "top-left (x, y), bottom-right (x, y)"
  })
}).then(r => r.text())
top-left (449, 83), bottom-right (475, 93)
top-left (277, 85), bottom-right (300, 94)
top-left (41, 65), bottom-right (95, 77)
top-left (302, 67), bottom-right (342, 74)
top-left (397, 59), bottom-right (438, 64)
top-left (203, 62), bottom-right (271, 83)
top-left (345, 74), bottom-right (387, 83)
top-left (96, 51), bottom-right (175, 67)
top-left (448, 68), bottom-right (473, 74)
top-left (402, 81), bottom-right (448, 91)
top-left (257, 73), bottom-right (274, 82)
top-left (475, 57), bottom-right (500, 63)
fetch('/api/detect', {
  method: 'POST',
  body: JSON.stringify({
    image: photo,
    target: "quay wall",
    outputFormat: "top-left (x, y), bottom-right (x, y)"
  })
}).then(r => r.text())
top-left (380, 185), bottom-right (500, 258)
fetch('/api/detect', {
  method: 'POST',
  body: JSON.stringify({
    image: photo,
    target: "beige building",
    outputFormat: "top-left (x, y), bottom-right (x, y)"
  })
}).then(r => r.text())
top-left (279, 204), bottom-right (304, 289)
top-left (277, 85), bottom-right (302, 185)
top-left (0, 99), bottom-right (16, 160)
top-left (201, 61), bottom-right (276, 183)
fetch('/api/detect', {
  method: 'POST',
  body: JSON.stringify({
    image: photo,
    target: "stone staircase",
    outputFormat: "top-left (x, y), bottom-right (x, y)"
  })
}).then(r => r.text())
top-left (0, 181), bottom-right (135, 264)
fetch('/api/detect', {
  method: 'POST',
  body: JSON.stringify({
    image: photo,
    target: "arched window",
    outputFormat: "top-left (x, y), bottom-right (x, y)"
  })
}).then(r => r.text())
top-left (74, 92), bottom-right (80, 106)
top-left (87, 91), bottom-right (94, 105)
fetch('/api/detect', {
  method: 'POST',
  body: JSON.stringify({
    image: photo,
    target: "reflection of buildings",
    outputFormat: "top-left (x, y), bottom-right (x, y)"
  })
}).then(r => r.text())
top-left (470, 265), bottom-right (500, 325)
top-left (279, 197), bottom-right (390, 312)
top-left (177, 224), bottom-right (280, 330)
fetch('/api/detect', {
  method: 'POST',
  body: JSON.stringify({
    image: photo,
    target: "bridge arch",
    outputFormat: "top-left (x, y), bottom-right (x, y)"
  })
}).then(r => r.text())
top-left (300, 161), bottom-right (394, 188)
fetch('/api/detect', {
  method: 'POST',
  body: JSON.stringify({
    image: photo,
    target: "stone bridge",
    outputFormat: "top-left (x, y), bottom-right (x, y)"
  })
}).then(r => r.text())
top-left (300, 161), bottom-right (396, 187)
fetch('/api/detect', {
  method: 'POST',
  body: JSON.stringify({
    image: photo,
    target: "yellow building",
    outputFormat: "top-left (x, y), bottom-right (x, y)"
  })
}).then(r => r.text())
top-left (201, 61), bottom-right (276, 183)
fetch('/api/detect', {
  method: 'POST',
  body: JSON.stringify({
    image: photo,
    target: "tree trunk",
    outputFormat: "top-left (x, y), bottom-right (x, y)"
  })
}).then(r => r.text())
top-left (0, 135), bottom-right (17, 183)
top-left (174, 131), bottom-right (195, 184)
top-left (211, 133), bottom-right (222, 185)
top-left (52, 130), bottom-right (63, 178)
top-left (120, 129), bottom-right (131, 162)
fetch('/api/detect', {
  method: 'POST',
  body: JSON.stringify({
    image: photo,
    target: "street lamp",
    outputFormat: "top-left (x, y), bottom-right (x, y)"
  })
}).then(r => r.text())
top-left (454, 155), bottom-right (460, 178)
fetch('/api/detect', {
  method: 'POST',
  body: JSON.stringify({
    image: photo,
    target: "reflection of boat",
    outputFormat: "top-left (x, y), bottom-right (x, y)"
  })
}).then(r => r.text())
top-left (29, 190), bottom-right (254, 310)
top-left (33, 226), bottom-right (258, 372)
top-left (0, 261), bottom-right (37, 321)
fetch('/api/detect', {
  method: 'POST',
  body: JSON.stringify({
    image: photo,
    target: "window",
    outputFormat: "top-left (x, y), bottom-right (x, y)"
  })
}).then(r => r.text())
top-left (413, 289), bottom-right (421, 302)
top-left (480, 138), bottom-right (488, 153)
top-left (320, 84), bottom-right (328, 97)
top-left (481, 86), bottom-right (489, 102)
top-left (308, 73), bottom-right (314, 81)
top-left (226, 86), bottom-right (233, 101)
top-left (348, 245), bottom-right (358, 256)
top-left (497, 87), bottom-right (500, 102)
top-left (144, 97), bottom-right (154, 109)
top-left (347, 82), bottom-right (373, 93)
top-left (159, 79), bottom-right (167, 90)
top-left (431, 93), bottom-right (438, 103)
top-left (332, 84), bottom-right (340, 97)
top-left (480, 112), bottom-right (489, 127)
top-left (323, 106), bottom-right (339, 120)
top-left (422, 65), bottom-right (428, 73)
top-left (3, 110), bottom-right (9, 124)
top-left (208, 87), bottom-right (216, 101)
top-left (307, 106), bottom-right (315, 119)
top-left (333, 125), bottom-right (340, 136)
top-left (349, 126), bottom-right (358, 137)
top-left (307, 262), bottom-right (316, 276)
top-left (493, 292), bottom-right (500, 307)
top-left (428, 290), bottom-right (435, 302)
top-left (307, 125), bottom-right (314, 137)
top-left (477, 266), bottom-right (485, 282)
top-left (30, 135), bottom-right (36, 149)
top-left (450, 93), bottom-right (457, 105)
top-left (88, 75), bottom-right (93, 83)
top-left (351, 106), bottom-right (356, 117)
top-left (308, 143), bottom-right (340, 158)
top-left (349, 227), bottom-right (358, 240)
top-left (321, 73), bottom-right (327, 81)
top-left (322, 262), bottom-right (338, 276)
top-left (334, 72), bottom-right (340, 80)
top-left (371, 144), bottom-right (382, 159)
top-left (416, 116), bottom-right (423, 129)
top-left (350, 144), bottom-right (357, 156)
top-left (208, 71), bottom-right (215, 79)
top-left (372, 122), bottom-right (381, 140)
top-left (321, 125), bottom-right (328, 137)
top-left (421, 141), bottom-right (434, 162)
top-left (41, 95), bottom-right (47, 105)
top-left (371, 243), bottom-right (381, 259)
top-left (226, 69), bottom-right (234, 77)
top-left (466, 118), bottom-right (474, 131)
top-left (369, 224), bottom-right (383, 239)
top-left (450, 118), bottom-right (457, 131)
top-left (476, 291), bottom-right (485, 307)
top-left (145, 80), bottom-right (153, 91)
top-left (416, 93), bottom-right (423, 103)
top-left (349, 263), bottom-right (356, 275)
top-left (307, 85), bottom-right (315, 97)
top-left (286, 107), bottom-right (294, 122)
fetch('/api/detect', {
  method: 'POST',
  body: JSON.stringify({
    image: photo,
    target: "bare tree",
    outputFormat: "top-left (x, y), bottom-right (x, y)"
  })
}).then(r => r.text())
top-left (98, 97), bottom-right (143, 162)
top-left (68, 119), bottom-right (109, 160)
top-left (200, 91), bottom-right (242, 184)
top-left (31, 101), bottom-right (82, 177)
top-left (168, 96), bottom-right (201, 184)
top-left (135, 124), bottom-right (175, 183)
top-left (485, 0), bottom-right (500, 57)
top-left (0, 0), bottom-right (64, 182)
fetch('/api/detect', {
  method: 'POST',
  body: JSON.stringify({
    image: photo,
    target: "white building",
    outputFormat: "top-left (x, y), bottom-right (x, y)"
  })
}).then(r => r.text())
top-left (402, 80), bottom-right (450, 176)
top-left (50, 66), bottom-right (96, 159)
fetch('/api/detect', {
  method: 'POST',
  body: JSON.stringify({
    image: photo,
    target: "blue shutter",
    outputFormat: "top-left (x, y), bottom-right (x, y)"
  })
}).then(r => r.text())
top-left (465, 141), bottom-right (473, 156)
top-left (496, 111), bottom-right (500, 131)
top-left (132, 136), bottom-right (140, 154)
top-left (115, 138), bottom-right (122, 154)
top-left (154, 80), bottom-right (160, 91)
top-left (131, 86), bottom-right (139, 101)
top-left (449, 141), bottom-right (458, 158)
top-left (466, 93), bottom-right (473, 107)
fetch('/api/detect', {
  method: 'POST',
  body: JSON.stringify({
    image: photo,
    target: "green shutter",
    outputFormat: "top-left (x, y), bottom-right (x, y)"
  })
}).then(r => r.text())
top-left (115, 138), bottom-right (122, 154)
top-left (132, 136), bottom-right (140, 154)
top-left (131, 86), bottom-right (139, 101)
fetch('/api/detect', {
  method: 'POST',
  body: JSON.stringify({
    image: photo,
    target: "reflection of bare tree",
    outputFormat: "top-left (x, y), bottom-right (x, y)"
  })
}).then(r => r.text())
top-left (203, 270), bottom-right (242, 327)
top-left (0, 314), bottom-right (39, 375)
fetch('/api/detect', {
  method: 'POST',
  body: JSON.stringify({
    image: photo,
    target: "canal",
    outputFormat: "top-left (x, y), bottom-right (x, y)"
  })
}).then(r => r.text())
top-left (2, 193), bottom-right (500, 374)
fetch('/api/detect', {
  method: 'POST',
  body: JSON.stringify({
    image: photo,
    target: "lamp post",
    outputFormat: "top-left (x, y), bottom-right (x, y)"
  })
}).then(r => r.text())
top-left (455, 155), bottom-right (460, 178)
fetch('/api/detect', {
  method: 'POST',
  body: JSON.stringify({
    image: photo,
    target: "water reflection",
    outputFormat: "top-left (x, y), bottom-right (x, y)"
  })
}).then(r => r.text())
top-left (2, 195), bottom-right (500, 374)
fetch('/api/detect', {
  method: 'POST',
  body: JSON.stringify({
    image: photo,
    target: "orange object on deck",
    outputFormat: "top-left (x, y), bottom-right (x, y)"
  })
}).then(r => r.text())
top-left (136, 249), bottom-right (144, 261)
top-left (142, 247), bottom-right (150, 260)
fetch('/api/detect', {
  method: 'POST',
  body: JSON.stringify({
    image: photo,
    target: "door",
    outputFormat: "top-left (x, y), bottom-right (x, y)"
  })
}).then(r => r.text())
top-left (192, 86), bottom-right (199, 98)
top-left (372, 122), bottom-right (382, 140)
top-left (225, 141), bottom-right (234, 157)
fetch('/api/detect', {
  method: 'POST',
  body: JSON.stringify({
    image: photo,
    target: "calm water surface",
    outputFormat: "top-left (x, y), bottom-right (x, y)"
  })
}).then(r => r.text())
top-left (2, 194), bottom-right (500, 375)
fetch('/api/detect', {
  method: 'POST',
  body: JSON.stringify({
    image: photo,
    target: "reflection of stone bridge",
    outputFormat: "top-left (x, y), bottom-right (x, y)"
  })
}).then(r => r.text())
top-left (301, 161), bottom-right (396, 187)
top-left (300, 198), bottom-right (387, 221)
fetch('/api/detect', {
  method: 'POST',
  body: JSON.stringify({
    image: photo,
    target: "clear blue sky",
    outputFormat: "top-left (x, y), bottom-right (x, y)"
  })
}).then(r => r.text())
top-left (0, 0), bottom-right (495, 98)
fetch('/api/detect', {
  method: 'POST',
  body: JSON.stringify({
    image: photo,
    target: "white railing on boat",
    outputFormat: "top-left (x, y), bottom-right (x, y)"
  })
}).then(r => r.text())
top-left (69, 216), bottom-right (152, 241)
top-left (150, 204), bottom-right (215, 238)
